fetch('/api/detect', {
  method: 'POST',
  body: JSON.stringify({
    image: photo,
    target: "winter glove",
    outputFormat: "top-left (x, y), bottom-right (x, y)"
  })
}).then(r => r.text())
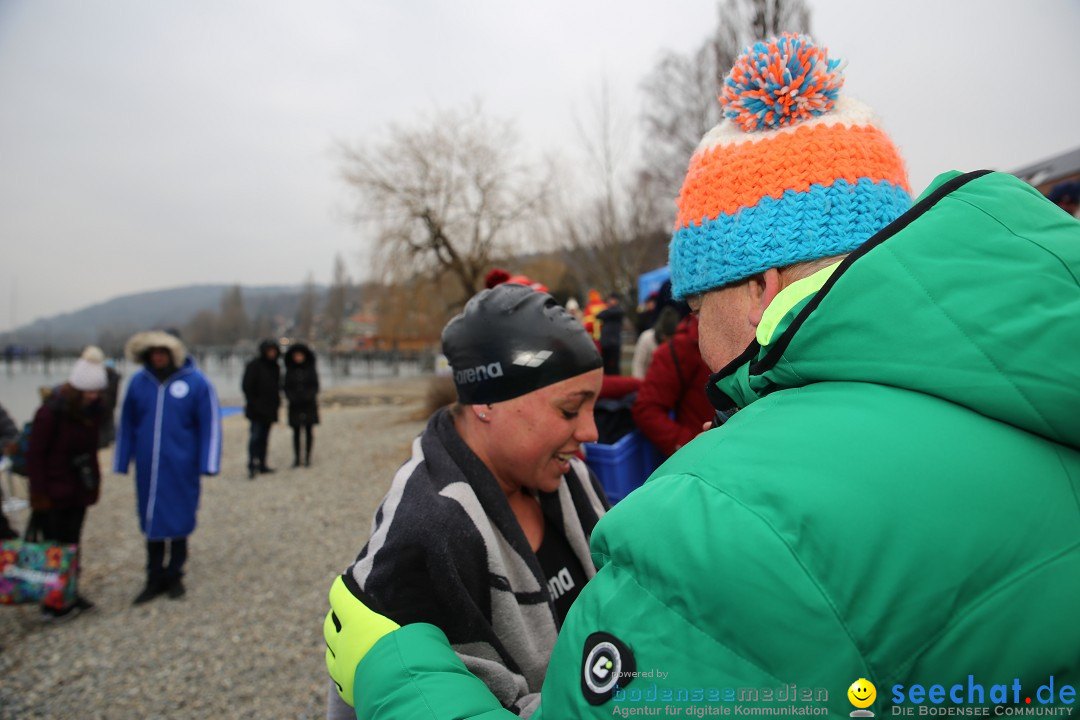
top-left (324, 574), bottom-right (400, 708)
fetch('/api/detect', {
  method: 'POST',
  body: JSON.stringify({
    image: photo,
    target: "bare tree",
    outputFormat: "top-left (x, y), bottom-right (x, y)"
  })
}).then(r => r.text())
top-left (295, 274), bottom-right (317, 341)
top-left (323, 253), bottom-right (349, 348)
top-left (376, 271), bottom-right (457, 348)
top-left (183, 310), bottom-right (219, 347)
top-left (729, 0), bottom-right (811, 43)
top-left (638, 0), bottom-right (812, 220)
top-left (339, 104), bottom-right (550, 302)
top-left (516, 254), bottom-right (577, 302)
top-left (251, 310), bottom-right (275, 342)
top-left (218, 285), bottom-right (248, 345)
top-left (639, 41), bottom-right (723, 222)
top-left (554, 80), bottom-right (663, 306)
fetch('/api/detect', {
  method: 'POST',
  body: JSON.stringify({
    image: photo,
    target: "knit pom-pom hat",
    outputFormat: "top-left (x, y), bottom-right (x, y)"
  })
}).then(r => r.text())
top-left (69, 345), bottom-right (108, 391)
top-left (668, 33), bottom-right (912, 299)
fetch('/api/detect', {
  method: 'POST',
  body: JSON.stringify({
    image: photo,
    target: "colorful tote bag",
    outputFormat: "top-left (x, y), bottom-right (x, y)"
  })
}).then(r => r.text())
top-left (0, 538), bottom-right (79, 609)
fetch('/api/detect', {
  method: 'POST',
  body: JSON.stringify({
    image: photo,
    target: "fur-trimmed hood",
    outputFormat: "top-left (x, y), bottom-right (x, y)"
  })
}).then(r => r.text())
top-left (284, 343), bottom-right (316, 370)
top-left (124, 330), bottom-right (187, 367)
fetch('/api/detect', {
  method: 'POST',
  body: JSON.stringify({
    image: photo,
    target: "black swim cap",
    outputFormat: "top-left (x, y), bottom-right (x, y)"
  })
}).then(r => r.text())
top-left (442, 284), bottom-right (602, 405)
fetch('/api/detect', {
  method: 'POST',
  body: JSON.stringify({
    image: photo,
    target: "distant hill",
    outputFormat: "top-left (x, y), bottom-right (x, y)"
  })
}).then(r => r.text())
top-left (1, 284), bottom-right (313, 350)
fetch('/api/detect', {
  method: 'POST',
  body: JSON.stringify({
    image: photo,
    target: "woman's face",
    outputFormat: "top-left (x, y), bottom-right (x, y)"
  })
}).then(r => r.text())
top-left (483, 368), bottom-right (603, 494)
top-left (291, 351), bottom-right (304, 365)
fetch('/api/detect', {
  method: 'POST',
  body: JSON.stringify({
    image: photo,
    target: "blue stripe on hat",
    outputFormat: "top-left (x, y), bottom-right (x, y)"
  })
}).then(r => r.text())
top-left (669, 178), bottom-right (912, 299)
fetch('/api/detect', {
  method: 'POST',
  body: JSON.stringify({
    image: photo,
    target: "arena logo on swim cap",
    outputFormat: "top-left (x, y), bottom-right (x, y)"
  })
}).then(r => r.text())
top-left (454, 362), bottom-right (504, 386)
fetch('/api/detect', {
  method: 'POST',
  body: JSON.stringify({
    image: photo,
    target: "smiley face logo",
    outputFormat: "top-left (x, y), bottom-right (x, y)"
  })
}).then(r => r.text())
top-left (848, 678), bottom-right (876, 709)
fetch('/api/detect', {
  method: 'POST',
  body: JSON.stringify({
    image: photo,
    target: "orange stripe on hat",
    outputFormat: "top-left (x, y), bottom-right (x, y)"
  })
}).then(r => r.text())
top-left (675, 123), bottom-right (909, 229)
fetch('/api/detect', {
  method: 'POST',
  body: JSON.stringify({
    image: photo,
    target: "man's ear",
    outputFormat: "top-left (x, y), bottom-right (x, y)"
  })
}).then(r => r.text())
top-left (746, 268), bottom-right (784, 328)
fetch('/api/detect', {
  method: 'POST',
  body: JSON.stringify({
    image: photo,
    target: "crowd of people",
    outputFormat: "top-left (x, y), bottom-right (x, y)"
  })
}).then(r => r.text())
top-left (2, 331), bottom-right (320, 620)
top-left (2, 272), bottom-right (699, 631)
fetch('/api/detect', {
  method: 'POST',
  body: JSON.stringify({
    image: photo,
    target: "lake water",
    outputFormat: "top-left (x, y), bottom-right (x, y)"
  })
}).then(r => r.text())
top-left (0, 353), bottom-right (425, 426)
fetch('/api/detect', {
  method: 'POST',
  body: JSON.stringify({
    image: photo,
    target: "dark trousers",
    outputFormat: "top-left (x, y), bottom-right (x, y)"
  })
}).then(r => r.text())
top-left (292, 424), bottom-right (314, 463)
top-left (0, 511), bottom-right (15, 540)
top-left (248, 421), bottom-right (272, 470)
top-left (601, 344), bottom-right (622, 375)
top-left (34, 506), bottom-right (87, 545)
top-left (146, 538), bottom-right (188, 582)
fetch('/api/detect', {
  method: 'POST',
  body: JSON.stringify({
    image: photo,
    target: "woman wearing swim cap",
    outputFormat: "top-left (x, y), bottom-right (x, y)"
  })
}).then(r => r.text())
top-left (327, 283), bottom-right (607, 719)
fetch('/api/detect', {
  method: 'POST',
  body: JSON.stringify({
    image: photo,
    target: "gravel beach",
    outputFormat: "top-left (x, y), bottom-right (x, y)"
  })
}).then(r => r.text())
top-left (0, 376), bottom-right (432, 720)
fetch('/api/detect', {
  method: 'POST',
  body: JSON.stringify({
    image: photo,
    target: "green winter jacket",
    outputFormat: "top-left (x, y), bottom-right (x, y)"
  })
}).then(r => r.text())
top-left (348, 171), bottom-right (1080, 718)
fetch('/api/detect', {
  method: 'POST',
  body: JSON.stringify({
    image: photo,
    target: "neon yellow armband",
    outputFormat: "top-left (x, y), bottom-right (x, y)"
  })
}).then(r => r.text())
top-left (323, 575), bottom-right (400, 707)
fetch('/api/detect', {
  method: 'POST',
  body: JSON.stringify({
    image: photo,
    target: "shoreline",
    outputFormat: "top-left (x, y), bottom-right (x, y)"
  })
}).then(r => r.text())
top-left (0, 359), bottom-right (427, 430)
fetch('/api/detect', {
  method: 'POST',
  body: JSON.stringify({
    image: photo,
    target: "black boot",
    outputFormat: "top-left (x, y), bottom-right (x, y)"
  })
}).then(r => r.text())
top-left (166, 576), bottom-right (186, 599)
top-left (133, 578), bottom-right (166, 605)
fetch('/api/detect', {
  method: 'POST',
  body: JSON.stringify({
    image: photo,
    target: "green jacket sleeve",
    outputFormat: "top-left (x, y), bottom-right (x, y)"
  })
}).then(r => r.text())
top-left (354, 623), bottom-right (529, 720)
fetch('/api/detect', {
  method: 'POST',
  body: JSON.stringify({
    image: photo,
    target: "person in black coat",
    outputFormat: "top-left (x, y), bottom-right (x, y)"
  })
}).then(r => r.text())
top-left (242, 339), bottom-right (281, 479)
top-left (98, 361), bottom-right (121, 449)
top-left (595, 292), bottom-right (626, 375)
top-left (283, 343), bottom-right (319, 467)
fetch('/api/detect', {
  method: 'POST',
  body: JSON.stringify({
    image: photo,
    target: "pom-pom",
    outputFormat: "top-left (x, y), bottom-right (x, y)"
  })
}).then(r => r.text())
top-left (484, 268), bottom-right (512, 289)
top-left (80, 346), bottom-right (105, 363)
top-left (720, 33), bottom-right (844, 132)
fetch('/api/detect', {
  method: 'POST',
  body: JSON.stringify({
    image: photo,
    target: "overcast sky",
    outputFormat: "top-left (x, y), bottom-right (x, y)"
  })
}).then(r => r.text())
top-left (2, 0), bottom-right (1078, 333)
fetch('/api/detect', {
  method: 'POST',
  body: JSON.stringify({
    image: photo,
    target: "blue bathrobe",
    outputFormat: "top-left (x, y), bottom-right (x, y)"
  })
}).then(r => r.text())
top-left (114, 356), bottom-right (221, 539)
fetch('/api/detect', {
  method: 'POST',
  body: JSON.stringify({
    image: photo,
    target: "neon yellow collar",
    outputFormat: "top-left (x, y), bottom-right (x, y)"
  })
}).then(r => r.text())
top-left (756, 262), bottom-right (841, 346)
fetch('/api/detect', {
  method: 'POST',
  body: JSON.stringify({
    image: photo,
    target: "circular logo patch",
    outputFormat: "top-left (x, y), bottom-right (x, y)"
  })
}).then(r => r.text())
top-left (169, 380), bottom-right (190, 399)
top-left (584, 641), bottom-right (621, 696)
top-left (580, 632), bottom-right (635, 705)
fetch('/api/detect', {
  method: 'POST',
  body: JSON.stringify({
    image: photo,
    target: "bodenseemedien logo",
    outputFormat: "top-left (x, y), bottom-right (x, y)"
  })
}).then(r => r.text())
top-left (849, 678), bottom-right (877, 717)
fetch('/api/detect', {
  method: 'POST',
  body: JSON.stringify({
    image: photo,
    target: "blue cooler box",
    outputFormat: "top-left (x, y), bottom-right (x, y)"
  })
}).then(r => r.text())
top-left (583, 430), bottom-right (663, 504)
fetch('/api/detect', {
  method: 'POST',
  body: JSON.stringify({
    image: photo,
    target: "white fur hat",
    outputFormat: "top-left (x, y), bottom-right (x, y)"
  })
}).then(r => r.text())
top-left (69, 346), bottom-right (108, 391)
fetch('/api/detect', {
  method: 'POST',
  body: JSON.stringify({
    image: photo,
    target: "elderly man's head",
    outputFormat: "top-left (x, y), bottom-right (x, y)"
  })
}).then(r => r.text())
top-left (668, 34), bottom-right (912, 369)
top-left (686, 258), bottom-right (836, 371)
